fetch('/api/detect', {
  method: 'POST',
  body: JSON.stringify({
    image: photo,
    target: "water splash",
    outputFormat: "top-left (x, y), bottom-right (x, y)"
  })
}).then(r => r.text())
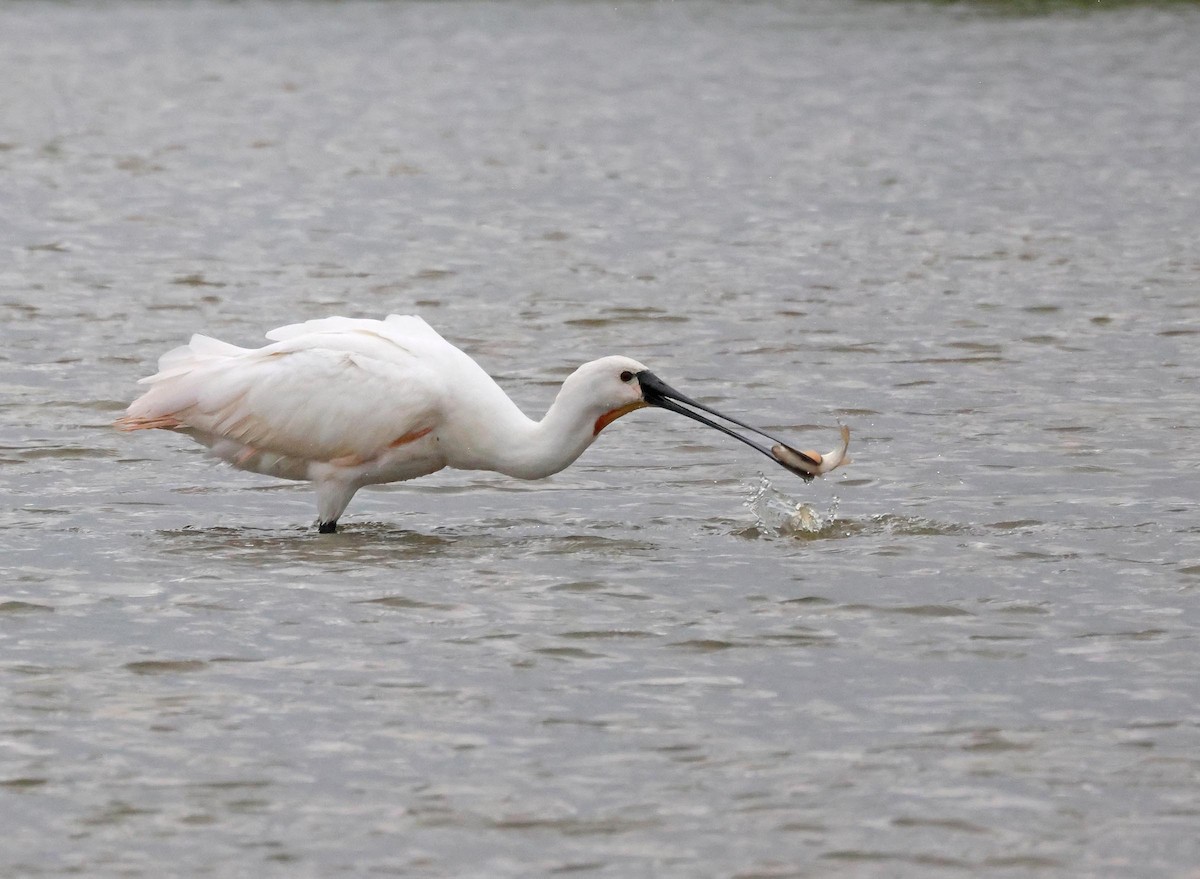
top-left (744, 474), bottom-right (840, 537)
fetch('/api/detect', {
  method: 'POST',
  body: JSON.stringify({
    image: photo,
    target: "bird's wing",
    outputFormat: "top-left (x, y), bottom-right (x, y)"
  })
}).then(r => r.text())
top-left (264, 314), bottom-right (449, 350)
top-left (126, 325), bottom-right (449, 463)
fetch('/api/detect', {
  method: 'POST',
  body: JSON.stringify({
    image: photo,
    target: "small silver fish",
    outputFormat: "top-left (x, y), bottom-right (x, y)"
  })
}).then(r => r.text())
top-left (771, 425), bottom-right (852, 480)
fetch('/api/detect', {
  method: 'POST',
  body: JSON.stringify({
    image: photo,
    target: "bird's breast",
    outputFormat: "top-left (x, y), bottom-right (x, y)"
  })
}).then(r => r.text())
top-left (351, 429), bottom-right (446, 486)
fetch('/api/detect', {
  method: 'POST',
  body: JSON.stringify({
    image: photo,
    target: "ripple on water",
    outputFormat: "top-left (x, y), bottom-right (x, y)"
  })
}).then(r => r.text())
top-left (124, 660), bottom-right (209, 675)
top-left (17, 446), bottom-right (117, 460)
top-left (356, 595), bottom-right (460, 612)
top-left (155, 524), bottom-right (458, 566)
top-left (0, 601), bottom-right (54, 614)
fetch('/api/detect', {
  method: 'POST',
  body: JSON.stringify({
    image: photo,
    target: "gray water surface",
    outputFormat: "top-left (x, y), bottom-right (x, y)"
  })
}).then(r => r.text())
top-left (2, 2), bottom-right (1199, 877)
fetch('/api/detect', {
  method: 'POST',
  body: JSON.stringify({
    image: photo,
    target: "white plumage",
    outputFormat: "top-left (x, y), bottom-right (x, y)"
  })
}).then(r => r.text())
top-left (117, 314), bottom-right (850, 532)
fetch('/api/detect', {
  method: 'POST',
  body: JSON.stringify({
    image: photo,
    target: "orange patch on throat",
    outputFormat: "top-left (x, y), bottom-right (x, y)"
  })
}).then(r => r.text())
top-left (594, 401), bottom-right (647, 435)
top-left (388, 426), bottom-right (434, 447)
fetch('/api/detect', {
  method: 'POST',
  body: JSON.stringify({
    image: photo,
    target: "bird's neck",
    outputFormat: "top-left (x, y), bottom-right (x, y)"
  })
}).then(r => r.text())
top-left (501, 393), bottom-right (602, 480)
top-left (459, 384), bottom-right (600, 481)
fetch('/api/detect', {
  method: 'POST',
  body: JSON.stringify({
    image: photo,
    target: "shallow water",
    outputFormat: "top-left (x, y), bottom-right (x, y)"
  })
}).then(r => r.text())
top-left (2, 1), bottom-right (1199, 876)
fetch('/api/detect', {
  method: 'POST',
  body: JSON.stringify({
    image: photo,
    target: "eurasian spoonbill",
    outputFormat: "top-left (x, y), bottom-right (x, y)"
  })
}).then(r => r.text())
top-left (116, 315), bottom-right (850, 532)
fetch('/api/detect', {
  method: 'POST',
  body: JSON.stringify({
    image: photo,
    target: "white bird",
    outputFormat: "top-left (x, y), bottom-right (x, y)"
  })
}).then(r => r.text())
top-left (116, 315), bottom-right (850, 533)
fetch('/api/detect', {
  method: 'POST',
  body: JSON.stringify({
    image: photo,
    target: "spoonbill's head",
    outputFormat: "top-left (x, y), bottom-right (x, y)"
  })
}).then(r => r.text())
top-left (558, 356), bottom-right (650, 435)
top-left (577, 356), bottom-right (851, 481)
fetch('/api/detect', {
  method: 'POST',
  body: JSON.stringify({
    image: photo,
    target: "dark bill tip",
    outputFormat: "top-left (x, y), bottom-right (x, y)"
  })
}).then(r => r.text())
top-left (770, 444), bottom-right (820, 481)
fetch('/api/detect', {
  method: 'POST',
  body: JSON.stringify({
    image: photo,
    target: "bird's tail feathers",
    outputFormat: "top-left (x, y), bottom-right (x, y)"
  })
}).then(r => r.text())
top-left (118, 334), bottom-right (248, 431)
top-left (113, 413), bottom-right (184, 431)
top-left (139, 334), bottom-right (248, 384)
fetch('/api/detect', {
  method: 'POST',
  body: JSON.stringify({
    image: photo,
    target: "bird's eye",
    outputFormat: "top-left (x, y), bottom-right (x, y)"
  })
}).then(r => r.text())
top-left (620, 370), bottom-right (635, 383)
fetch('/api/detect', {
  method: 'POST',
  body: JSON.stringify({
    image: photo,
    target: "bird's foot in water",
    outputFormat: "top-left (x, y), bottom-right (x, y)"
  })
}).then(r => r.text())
top-left (318, 520), bottom-right (338, 534)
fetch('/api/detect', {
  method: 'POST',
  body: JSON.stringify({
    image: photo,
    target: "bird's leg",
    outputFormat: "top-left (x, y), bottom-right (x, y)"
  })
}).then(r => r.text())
top-left (313, 475), bottom-right (359, 536)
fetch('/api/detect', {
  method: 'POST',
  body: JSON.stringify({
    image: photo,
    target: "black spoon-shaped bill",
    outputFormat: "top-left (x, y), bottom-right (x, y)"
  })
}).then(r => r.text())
top-left (634, 370), bottom-right (823, 481)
